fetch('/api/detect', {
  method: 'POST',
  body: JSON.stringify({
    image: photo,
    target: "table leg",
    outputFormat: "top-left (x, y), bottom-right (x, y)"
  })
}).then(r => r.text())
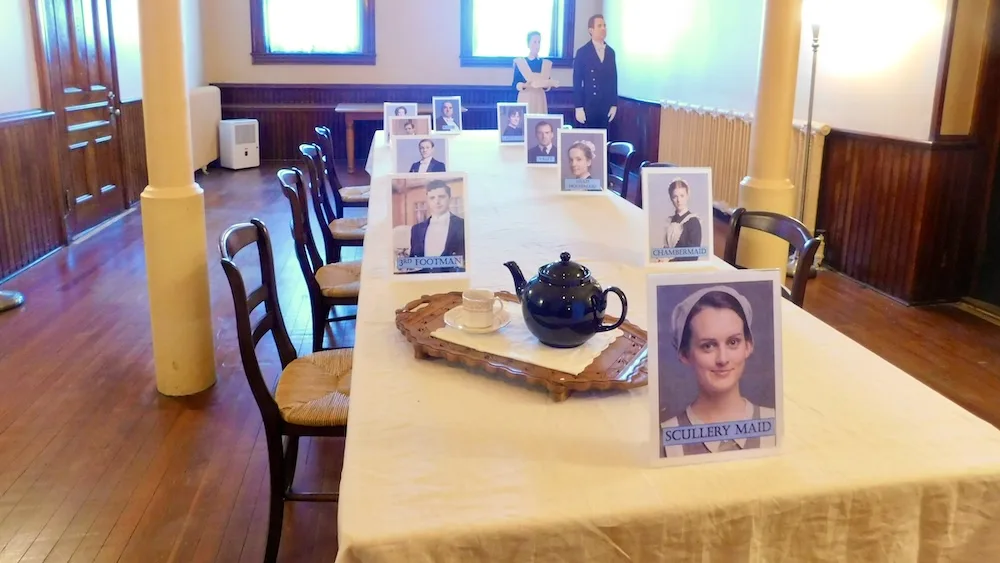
top-left (346, 116), bottom-right (357, 173)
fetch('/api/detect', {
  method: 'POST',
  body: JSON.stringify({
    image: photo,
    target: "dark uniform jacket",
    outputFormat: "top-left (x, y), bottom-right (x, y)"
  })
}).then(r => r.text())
top-left (573, 41), bottom-right (618, 129)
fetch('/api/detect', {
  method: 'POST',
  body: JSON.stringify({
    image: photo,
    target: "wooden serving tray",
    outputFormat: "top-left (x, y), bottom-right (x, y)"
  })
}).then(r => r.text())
top-left (394, 291), bottom-right (648, 402)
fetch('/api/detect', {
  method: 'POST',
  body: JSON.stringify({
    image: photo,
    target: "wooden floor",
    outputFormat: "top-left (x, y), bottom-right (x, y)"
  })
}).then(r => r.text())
top-left (1, 162), bottom-right (999, 562)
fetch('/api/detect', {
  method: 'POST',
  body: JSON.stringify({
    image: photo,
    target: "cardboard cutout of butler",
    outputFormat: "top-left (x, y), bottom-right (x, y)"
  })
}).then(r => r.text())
top-left (573, 14), bottom-right (618, 129)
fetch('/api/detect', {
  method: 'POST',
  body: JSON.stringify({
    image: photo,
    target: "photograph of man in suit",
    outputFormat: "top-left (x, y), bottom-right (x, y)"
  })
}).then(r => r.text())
top-left (409, 139), bottom-right (446, 173)
top-left (573, 14), bottom-right (618, 129)
top-left (408, 180), bottom-right (466, 272)
top-left (527, 121), bottom-right (557, 163)
top-left (437, 101), bottom-right (460, 131)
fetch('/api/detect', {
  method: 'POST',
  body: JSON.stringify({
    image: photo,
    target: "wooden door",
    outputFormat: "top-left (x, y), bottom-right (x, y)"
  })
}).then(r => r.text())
top-left (45, 0), bottom-right (125, 237)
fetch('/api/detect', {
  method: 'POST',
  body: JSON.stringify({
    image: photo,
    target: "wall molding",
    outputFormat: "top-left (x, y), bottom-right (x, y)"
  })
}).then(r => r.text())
top-left (0, 111), bottom-right (64, 279)
top-left (817, 128), bottom-right (984, 304)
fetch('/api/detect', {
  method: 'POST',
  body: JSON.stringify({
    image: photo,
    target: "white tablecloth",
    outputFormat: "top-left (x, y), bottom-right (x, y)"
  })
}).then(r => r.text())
top-left (336, 131), bottom-right (1000, 562)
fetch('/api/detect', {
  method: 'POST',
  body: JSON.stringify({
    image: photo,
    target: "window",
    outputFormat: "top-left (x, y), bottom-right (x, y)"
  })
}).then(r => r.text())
top-left (460, 0), bottom-right (576, 68)
top-left (250, 0), bottom-right (376, 65)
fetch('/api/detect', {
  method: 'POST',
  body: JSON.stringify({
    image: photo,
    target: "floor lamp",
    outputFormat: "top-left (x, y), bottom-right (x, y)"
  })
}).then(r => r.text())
top-left (0, 290), bottom-right (25, 313)
top-left (788, 20), bottom-right (821, 278)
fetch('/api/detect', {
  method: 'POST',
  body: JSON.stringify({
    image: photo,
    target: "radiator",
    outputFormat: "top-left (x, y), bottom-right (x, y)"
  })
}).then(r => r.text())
top-left (189, 85), bottom-right (222, 173)
top-left (656, 101), bottom-right (830, 234)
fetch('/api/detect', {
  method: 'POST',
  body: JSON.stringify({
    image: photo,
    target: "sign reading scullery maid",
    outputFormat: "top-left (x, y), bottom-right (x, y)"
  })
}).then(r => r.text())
top-left (647, 270), bottom-right (783, 467)
top-left (642, 167), bottom-right (714, 265)
top-left (390, 173), bottom-right (469, 276)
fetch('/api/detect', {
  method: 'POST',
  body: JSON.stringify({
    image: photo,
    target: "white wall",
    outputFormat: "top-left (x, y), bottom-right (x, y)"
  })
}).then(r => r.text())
top-left (111, 0), bottom-right (144, 101)
top-left (605, 0), bottom-right (763, 112)
top-left (182, 0), bottom-right (204, 87)
top-left (606, 0), bottom-right (950, 141)
top-left (793, 0), bottom-right (948, 140)
top-left (202, 0), bottom-right (602, 85)
top-left (0, 0), bottom-right (41, 114)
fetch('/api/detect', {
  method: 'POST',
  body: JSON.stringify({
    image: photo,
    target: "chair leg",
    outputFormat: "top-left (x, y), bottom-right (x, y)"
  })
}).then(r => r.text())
top-left (312, 304), bottom-right (329, 352)
top-left (265, 433), bottom-right (287, 563)
top-left (283, 435), bottom-right (300, 493)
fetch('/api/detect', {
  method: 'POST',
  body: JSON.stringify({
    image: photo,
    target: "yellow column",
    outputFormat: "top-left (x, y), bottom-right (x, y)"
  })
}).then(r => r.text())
top-left (138, 0), bottom-right (216, 395)
top-left (737, 0), bottom-right (803, 275)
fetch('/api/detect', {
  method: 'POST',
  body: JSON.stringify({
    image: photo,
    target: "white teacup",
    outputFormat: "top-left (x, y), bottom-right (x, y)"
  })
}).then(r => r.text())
top-left (461, 289), bottom-right (504, 329)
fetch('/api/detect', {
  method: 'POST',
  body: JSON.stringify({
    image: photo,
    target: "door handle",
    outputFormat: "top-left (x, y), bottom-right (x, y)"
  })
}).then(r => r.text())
top-left (108, 106), bottom-right (120, 116)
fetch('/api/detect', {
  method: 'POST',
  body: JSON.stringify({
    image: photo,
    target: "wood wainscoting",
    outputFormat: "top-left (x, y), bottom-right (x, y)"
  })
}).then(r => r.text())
top-left (0, 101), bottom-right (147, 282)
top-left (119, 99), bottom-right (148, 206)
top-left (215, 83), bottom-right (577, 162)
top-left (817, 130), bottom-right (984, 304)
top-left (0, 110), bottom-right (64, 281)
top-left (609, 97), bottom-right (661, 165)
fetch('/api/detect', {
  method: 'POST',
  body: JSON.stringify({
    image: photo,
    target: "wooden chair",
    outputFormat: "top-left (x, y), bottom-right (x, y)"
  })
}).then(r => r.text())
top-left (607, 141), bottom-right (637, 199)
top-left (723, 207), bottom-right (821, 307)
top-left (315, 125), bottom-right (370, 218)
top-left (637, 161), bottom-right (676, 208)
top-left (299, 143), bottom-right (366, 264)
top-left (278, 167), bottom-right (361, 352)
top-left (219, 217), bottom-right (351, 563)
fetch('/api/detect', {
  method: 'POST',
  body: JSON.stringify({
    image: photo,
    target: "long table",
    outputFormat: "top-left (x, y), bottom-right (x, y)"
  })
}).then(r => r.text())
top-left (336, 130), bottom-right (1000, 562)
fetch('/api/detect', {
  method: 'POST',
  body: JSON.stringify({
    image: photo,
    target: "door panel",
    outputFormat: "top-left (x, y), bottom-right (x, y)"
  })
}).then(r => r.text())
top-left (51, 0), bottom-right (124, 236)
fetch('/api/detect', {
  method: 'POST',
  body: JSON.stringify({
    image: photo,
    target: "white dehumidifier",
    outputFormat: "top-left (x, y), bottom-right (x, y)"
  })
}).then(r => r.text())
top-left (219, 119), bottom-right (260, 170)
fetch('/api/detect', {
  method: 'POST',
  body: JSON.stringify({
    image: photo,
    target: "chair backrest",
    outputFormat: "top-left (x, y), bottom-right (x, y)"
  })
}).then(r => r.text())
top-left (724, 207), bottom-right (821, 307)
top-left (219, 218), bottom-right (297, 424)
top-left (606, 141), bottom-right (637, 199)
top-left (298, 143), bottom-right (340, 264)
top-left (277, 167), bottom-right (325, 301)
top-left (315, 126), bottom-right (347, 216)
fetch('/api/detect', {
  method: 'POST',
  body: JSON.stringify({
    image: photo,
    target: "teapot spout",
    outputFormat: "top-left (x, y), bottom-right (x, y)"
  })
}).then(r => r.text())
top-left (503, 261), bottom-right (527, 297)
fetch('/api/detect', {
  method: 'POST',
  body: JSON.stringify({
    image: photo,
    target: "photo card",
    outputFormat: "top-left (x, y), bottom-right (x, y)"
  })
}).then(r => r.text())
top-left (393, 135), bottom-right (451, 175)
top-left (497, 102), bottom-right (528, 144)
top-left (389, 115), bottom-right (432, 144)
top-left (432, 96), bottom-right (463, 133)
top-left (384, 102), bottom-right (418, 142)
top-left (390, 173), bottom-right (469, 276)
top-left (524, 113), bottom-right (565, 167)
top-left (646, 269), bottom-right (783, 467)
top-left (642, 167), bottom-right (714, 265)
top-left (557, 128), bottom-right (608, 193)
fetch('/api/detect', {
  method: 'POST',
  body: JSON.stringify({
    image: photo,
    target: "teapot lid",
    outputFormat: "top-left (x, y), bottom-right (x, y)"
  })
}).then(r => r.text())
top-left (538, 252), bottom-right (591, 286)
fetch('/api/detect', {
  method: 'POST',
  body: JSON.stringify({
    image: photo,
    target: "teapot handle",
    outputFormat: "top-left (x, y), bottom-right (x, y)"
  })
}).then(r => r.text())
top-left (594, 287), bottom-right (628, 332)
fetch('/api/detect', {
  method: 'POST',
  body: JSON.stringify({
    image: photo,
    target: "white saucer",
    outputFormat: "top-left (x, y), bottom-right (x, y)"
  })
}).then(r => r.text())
top-left (443, 306), bottom-right (511, 334)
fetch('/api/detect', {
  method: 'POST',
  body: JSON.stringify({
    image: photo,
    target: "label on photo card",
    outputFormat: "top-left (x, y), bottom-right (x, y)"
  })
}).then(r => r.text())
top-left (662, 418), bottom-right (776, 447)
top-left (534, 156), bottom-right (556, 163)
top-left (396, 255), bottom-right (465, 272)
top-left (652, 247), bottom-right (709, 260)
top-left (502, 135), bottom-right (525, 143)
top-left (563, 178), bottom-right (602, 192)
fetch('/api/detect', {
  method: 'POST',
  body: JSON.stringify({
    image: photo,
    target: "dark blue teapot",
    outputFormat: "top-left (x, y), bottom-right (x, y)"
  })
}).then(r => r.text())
top-left (504, 252), bottom-right (628, 348)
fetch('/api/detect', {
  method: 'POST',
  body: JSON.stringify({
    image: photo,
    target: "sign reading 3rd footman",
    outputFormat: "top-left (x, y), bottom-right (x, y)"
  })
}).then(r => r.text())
top-left (642, 167), bottom-right (714, 266)
top-left (389, 173), bottom-right (470, 277)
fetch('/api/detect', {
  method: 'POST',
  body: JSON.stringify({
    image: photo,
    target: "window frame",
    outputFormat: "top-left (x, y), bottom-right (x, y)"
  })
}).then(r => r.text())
top-left (459, 0), bottom-right (576, 68)
top-left (249, 0), bottom-right (377, 65)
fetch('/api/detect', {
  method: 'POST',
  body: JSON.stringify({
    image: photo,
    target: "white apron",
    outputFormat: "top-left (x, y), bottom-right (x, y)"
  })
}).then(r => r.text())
top-left (515, 58), bottom-right (557, 115)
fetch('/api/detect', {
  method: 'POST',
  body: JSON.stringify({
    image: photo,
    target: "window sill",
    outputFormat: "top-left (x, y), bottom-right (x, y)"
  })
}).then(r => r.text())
top-left (459, 56), bottom-right (573, 69)
top-left (251, 52), bottom-right (377, 65)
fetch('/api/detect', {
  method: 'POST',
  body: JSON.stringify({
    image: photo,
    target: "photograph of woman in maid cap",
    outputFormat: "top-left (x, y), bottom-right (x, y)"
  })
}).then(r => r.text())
top-left (651, 275), bottom-right (781, 460)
